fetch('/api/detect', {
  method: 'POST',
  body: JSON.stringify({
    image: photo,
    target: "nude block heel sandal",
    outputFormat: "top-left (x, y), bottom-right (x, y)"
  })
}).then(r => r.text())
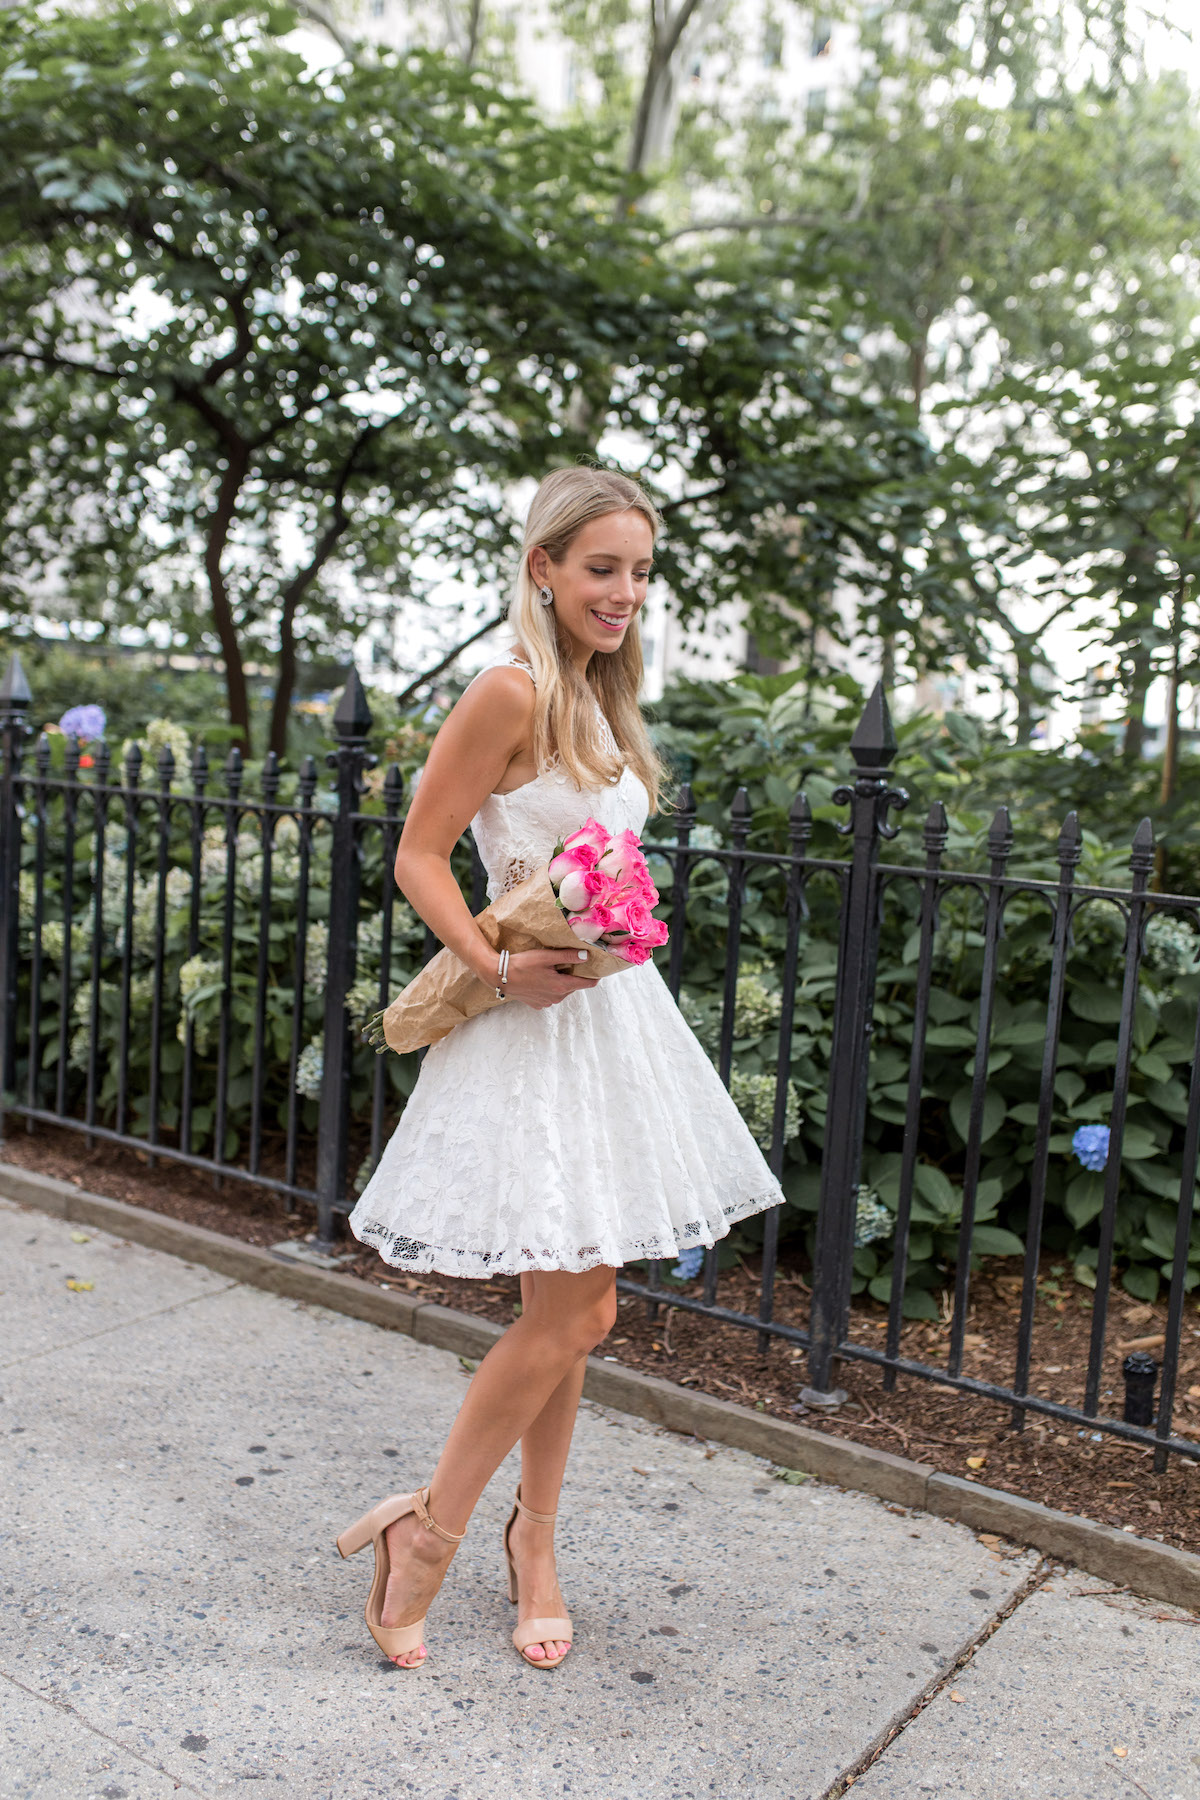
top-left (502, 1484), bottom-right (573, 1669)
top-left (336, 1485), bottom-right (465, 1666)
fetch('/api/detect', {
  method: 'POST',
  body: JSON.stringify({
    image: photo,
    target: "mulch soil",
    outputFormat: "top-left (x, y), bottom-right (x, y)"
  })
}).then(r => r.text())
top-left (6, 1123), bottom-right (1199, 1555)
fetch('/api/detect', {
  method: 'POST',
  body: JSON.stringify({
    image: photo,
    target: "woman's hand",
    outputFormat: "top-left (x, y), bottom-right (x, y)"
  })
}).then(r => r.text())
top-left (502, 947), bottom-right (599, 1010)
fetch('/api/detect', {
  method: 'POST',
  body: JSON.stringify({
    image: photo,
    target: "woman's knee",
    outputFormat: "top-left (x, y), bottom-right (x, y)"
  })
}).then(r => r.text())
top-left (526, 1268), bottom-right (618, 1352)
top-left (577, 1282), bottom-right (618, 1349)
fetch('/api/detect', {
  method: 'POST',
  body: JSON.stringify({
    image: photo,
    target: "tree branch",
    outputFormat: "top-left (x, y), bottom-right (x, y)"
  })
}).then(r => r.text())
top-left (0, 341), bottom-right (122, 380)
top-left (394, 610), bottom-right (507, 707)
top-left (200, 285), bottom-right (255, 389)
top-left (268, 423), bottom-right (382, 753)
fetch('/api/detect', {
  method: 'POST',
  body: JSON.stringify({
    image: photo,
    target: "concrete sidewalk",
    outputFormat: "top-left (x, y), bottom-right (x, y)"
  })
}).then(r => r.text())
top-left (0, 1198), bottom-right (1195, 1800)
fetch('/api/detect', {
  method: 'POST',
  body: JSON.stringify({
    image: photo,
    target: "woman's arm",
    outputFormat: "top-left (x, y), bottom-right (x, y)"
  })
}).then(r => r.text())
top-left (393, 668), bottom-right (596, 1009)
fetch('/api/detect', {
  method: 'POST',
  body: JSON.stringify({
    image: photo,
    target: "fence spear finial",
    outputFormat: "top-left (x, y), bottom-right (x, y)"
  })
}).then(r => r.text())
top-left (849, 680), bottom-right (897, 769)
top-left (333, 667), bottom-right (373, 739)
top-left (0, 652), bottom-right (32, 709)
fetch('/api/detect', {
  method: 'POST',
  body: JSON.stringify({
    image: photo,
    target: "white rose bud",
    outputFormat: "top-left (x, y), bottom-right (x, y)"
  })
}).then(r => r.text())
top-left (557, 869), bottom-right (590, 912)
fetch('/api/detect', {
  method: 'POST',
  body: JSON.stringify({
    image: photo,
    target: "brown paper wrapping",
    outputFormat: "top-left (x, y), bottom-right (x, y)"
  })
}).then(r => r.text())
top-left (381, 864), bottom-right (635, 1055)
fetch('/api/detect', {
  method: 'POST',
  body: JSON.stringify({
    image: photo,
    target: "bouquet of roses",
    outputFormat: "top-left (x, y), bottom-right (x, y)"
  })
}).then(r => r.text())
top-left (365, 818), bottom-right (668, 1056)
top-left (548, 820), bottom-right (669, 963)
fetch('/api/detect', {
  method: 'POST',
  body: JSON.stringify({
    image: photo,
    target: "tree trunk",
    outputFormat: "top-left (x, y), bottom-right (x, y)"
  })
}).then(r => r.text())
top-left (268, 593), bottom-right (301, 761)
top-left (1013, 641), bottom-right (1035, 746)
top-left (205, 453), bottom-right (253, 751)
top-left (1121, 643), bottom-right (1152, 762)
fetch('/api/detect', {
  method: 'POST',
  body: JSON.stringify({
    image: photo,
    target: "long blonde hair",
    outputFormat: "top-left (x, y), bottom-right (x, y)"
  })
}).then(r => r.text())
top-left (508, 466), bottom-right (666, 812)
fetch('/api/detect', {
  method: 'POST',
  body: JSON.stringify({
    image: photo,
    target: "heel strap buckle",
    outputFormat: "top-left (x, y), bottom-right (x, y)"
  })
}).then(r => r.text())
top-left (413, 1486), bottom-right (466, 1543)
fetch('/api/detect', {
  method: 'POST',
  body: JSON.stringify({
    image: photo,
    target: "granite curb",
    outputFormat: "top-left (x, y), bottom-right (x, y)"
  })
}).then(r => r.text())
top-left (4, 1158), bottom-right (1197, 1612)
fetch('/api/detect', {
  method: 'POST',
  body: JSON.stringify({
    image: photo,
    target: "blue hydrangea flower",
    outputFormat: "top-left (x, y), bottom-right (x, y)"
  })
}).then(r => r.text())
top-left (1072, 1124), bottom-right (1111, 1172)
top-left (671, 1243), bottom-right (705, 1280)
top-left (59, 704), bottom-right (106, 742)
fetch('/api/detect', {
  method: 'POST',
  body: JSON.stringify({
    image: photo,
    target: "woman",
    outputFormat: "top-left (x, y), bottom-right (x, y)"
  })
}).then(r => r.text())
top-left (339, 466), bottom-right (785, 1672)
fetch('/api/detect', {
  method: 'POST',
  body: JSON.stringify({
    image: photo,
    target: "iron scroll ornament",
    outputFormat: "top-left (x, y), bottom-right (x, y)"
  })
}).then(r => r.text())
top-left (830, 779), bottom-right (910, 840)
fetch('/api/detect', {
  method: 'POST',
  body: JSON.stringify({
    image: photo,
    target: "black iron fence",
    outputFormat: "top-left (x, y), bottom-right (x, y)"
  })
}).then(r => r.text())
top-left (1, 653), bottom-right (1198, 1471)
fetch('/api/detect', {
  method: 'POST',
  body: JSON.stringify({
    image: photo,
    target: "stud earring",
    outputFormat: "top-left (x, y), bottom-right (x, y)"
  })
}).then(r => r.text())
top-left (539, 584), bottom-right (554, 607)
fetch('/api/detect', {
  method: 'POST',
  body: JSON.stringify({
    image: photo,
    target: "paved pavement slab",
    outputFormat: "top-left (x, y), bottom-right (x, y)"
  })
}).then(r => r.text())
top-left (851, 1577), bottom-right (1200, 1800)
top-left (0, 1197), bottom-right (1195, 1800)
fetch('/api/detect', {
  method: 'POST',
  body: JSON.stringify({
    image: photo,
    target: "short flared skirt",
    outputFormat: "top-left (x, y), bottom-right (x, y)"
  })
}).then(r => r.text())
top-left (347, 960), bottom-right (785, 1277)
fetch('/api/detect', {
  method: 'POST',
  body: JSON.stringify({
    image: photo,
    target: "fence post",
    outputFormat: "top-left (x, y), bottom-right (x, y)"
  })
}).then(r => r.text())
top-left (314, 670), bottom-right (374, 1252)
top-left (0, 654), bottom-right (32, 1116)
top-left (807, 682), bottom-right (907, 1397)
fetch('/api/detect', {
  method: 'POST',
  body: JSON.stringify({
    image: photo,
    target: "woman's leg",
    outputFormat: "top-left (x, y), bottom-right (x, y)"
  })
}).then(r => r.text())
top-left (378, 1263), bottom-right (617, 1666)
top-left (506, 1270), bottom-right (592, 1663)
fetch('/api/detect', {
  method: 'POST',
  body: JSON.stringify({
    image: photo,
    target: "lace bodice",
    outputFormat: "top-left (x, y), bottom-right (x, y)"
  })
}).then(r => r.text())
top-left (468, 653), bottom-right (650, 900)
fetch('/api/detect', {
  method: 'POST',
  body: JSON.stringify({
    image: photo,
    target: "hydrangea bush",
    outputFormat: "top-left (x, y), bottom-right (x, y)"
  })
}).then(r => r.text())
top-left (19, 754), bottom-right (429, 1162)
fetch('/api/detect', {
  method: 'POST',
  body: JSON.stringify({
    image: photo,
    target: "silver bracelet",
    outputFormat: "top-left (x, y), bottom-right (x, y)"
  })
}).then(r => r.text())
top-left (494, 947), bottom-right (510, 1000)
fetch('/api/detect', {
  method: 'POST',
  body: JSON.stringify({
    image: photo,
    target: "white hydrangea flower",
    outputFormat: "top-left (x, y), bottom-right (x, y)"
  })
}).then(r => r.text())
top-left (734, 965), bottom-right (782, 1038)
top-left (295, 1038), bottom-right (324, 1099)
top-left (728, 1070), bottom-right (801, 1149)
top-left (304, 921), bottom-right (329, 990)
top-left (176, 954), bottom-right (224, 1055)
top-left (122, 718), bottom-right (192, 777)
top-left (345, 979), bottom-right (381, 1030)
top-left (1144, 913), bottom-right (1200, 981)
top-left (854, 1187), bottom-right (893, 1247)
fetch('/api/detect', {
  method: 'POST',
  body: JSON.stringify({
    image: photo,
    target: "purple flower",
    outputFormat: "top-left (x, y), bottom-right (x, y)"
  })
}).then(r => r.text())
top-left (671, 1243), bottom-right (705, 1280)
top-left (59, 704), bottom-right (106, 743)
top-left (1072, 1124), bottom-right (1111, 1172)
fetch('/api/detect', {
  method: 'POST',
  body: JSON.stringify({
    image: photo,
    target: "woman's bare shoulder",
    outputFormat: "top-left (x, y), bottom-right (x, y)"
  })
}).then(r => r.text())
top-left (442, 661), bottom-right (535, 747)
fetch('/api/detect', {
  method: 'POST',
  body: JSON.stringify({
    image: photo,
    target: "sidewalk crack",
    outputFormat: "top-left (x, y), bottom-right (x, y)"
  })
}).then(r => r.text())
top-left (820, 1556), bottom-right (1056, 1798)
top-left (0, 1667), bottom-right (211, 1797)
top-left (0, 1281), bottom-right (241, 1370)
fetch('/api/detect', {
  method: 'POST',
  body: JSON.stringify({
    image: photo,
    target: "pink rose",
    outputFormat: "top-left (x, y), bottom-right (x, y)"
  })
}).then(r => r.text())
top-left (557, 868), bottom-right (607, 912)
top-left (621, 897), bottom-right (653, 941)
top-left (568, 901), bottom-right (615, 943)
top-left (548, 844), bottom-right (599, 884)
top-left (604, 897), bottom-right (633, 935)
top-left (562, 818), bottom-right (611, 859)
top-left (608, 939), bottom-right (653, 965)
top-left (568, 916), bottom-right (607, 944)
top-left (636, 870), bottom-right (659, 907)
top-left (641, 916), bottom-right (669, 947)
top-left (587, 868), bottom-right (627, 910)
top-left (597, 828), bottom-right (646, 884)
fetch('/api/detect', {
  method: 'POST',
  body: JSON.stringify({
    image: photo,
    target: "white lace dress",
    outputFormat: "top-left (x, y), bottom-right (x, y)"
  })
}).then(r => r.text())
top-left (348, 655), bottom-right (785, 1276)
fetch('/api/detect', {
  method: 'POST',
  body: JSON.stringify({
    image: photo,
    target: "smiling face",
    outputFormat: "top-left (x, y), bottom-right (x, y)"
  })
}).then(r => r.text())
top-left (529, 509), bottom-right (655, 668)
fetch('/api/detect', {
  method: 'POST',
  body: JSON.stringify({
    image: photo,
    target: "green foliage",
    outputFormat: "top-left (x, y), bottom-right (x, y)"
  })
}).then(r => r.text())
top-left (0, 0), bottom-right (658, 750)
top-left (644, 668), bottom-right (1200, 1309)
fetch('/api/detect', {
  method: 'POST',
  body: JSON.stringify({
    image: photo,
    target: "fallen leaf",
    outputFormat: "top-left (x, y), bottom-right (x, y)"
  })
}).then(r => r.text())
top-left (949, 1690), bottom-right (965, 1703)
top-left (456, 1355), bottom-right (475, 1374)
top-left (966, 1455), bottom-right (988, 1470)
top-left (70, 1232), bottom-right (90, 1244)
top-left (1188, 1386), bottom-right (1200, 1400)
top-left (977, 1533), bottom-right (1006, 1551)
top-left (1112, 1745), bottom-right (1128, 1758)
top-left (65, 1279), bottom-right (93, 1292)
top-left (1118, 1334), bottom-right (1166, 1352)
top-left (633, 1466), bottom-right (650, 1476)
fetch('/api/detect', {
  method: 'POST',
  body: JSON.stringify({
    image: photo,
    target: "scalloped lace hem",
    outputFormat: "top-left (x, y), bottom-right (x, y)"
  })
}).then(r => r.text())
top-left (349, 1186), bottom-right (783, 1278)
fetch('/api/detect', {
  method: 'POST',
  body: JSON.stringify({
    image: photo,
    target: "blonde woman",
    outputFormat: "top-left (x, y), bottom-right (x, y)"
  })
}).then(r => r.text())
top-left (340, 466), bottom-right (784, 1671)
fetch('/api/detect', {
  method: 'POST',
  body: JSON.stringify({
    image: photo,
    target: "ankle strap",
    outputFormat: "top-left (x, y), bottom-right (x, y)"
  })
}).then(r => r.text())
top-left (413, 1485), bottom-right (466, 1543)
top-left (514, 1484), bottom-right (556, 1525)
